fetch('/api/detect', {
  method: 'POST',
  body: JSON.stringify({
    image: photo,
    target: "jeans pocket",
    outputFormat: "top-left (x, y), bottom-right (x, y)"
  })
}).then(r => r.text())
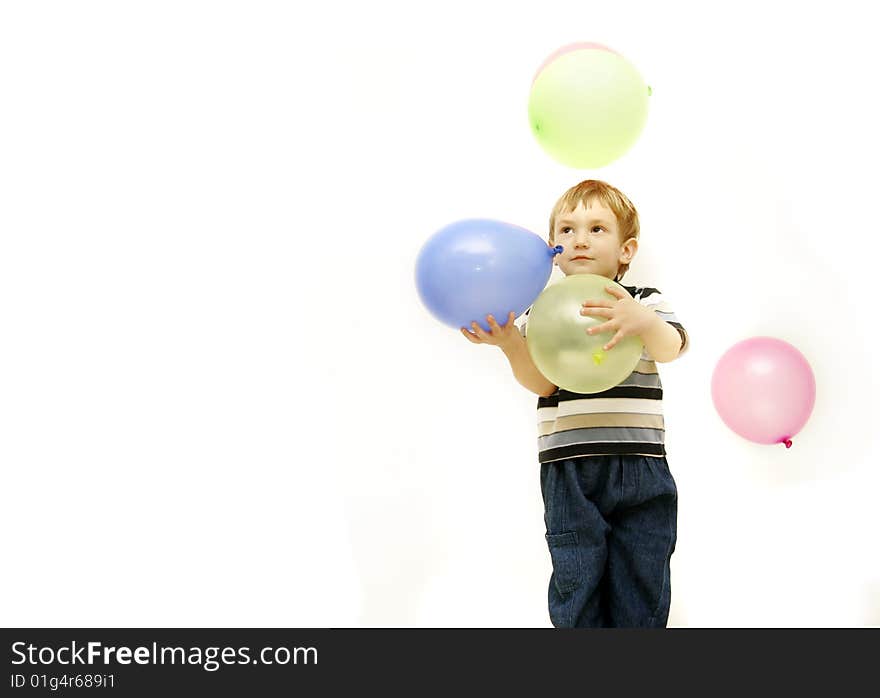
top-left (545, 531), bottom-right (581, 595)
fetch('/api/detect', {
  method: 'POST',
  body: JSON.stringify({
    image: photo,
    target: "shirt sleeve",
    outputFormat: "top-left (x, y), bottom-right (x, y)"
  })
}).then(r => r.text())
top-left (635, 287), bottom-right (689, 355)
top-left (516, 308), bottom-right (530, 339)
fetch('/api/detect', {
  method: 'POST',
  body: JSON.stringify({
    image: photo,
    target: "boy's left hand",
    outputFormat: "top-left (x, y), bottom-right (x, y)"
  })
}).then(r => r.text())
top-left (580, 285), bottom-right (656, 351)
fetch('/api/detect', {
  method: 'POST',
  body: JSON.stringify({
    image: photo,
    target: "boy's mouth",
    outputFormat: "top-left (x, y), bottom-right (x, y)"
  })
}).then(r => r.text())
top-left (570, 256), bottom-right (593, 261)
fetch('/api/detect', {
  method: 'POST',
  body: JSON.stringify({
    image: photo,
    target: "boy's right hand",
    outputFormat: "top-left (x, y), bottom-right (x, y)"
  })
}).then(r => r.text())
top-left (460, 311), bottom-right (519, 349)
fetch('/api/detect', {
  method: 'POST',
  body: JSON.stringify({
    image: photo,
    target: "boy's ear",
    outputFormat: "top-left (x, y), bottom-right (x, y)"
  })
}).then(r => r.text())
top-left (548, 239), bottom-right (558, 265)
top-left (619, 237), bottom-right (638, 264)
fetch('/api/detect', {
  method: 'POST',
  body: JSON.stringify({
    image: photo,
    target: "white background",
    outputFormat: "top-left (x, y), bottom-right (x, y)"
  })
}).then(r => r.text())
top-left (1, 0), bottom-right (878, 627)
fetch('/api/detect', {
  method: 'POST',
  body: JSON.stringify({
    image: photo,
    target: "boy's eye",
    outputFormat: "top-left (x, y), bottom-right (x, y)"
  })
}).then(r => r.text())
top-left (559, 225), bottom-right (605, 234)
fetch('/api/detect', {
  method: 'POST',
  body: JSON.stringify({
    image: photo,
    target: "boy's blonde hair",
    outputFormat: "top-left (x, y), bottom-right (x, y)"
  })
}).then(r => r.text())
top-left (549, 179), bottom-right (640, 281)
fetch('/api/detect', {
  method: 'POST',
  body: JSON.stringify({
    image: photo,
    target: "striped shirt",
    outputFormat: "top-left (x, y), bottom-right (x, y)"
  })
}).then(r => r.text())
top-left (520, 285), bottom-right (688, 463)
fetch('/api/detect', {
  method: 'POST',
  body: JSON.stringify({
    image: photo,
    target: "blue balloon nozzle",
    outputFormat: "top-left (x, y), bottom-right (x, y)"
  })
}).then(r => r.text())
top-left (550, 245), bottom-right (564, 257)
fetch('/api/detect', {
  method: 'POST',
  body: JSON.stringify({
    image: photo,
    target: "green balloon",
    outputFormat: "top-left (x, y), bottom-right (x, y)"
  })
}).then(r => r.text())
top-left (528, 48), bottom-right (650, 169)
top-left (526, 274), bottom-right (644, 394)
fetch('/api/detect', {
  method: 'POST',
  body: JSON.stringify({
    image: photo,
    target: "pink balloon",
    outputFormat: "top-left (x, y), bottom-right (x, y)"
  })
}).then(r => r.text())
top-left (711, 337), bottom-right (816, 448)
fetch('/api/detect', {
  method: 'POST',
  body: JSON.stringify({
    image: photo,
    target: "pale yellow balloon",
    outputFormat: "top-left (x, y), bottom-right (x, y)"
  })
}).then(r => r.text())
top-left (526, 274), bottom-right (644, 394)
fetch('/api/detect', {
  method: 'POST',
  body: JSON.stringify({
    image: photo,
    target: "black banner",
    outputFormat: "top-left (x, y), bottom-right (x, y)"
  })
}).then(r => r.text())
top-left (1, 628), bottom-right (875, 695)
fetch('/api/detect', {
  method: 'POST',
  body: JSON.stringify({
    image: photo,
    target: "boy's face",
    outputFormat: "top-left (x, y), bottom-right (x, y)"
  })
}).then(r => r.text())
top-left (551, 200), bottom-right (637, 280)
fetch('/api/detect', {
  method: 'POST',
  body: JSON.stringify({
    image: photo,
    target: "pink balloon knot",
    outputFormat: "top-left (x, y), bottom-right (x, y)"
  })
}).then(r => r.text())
top-left (783, 439), bottom-right (793, 449)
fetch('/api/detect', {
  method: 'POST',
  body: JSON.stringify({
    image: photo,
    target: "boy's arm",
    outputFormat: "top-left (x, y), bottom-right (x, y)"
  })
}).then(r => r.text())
top-left (640, 313), bottom-right (686, 363)
top-left (582, 286), bottom-right (688, 364)
top-left (461, 312), bottom-right (557, 397)
top-left (499, 331), bottom-right (558, 396)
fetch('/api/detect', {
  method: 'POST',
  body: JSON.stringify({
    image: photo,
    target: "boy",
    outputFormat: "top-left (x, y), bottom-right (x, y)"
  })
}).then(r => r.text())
top-left (461, 180), bottom-right (688, 628)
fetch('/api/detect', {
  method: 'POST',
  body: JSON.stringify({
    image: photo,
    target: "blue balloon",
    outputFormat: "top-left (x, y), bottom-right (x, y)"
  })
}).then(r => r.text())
top-left (415, 219), bottom-right (561, 331)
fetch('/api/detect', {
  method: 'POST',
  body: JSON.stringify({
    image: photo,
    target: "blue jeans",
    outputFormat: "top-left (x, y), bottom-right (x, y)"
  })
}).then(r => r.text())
top-left (541, 455), bottom-right (678, 628)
